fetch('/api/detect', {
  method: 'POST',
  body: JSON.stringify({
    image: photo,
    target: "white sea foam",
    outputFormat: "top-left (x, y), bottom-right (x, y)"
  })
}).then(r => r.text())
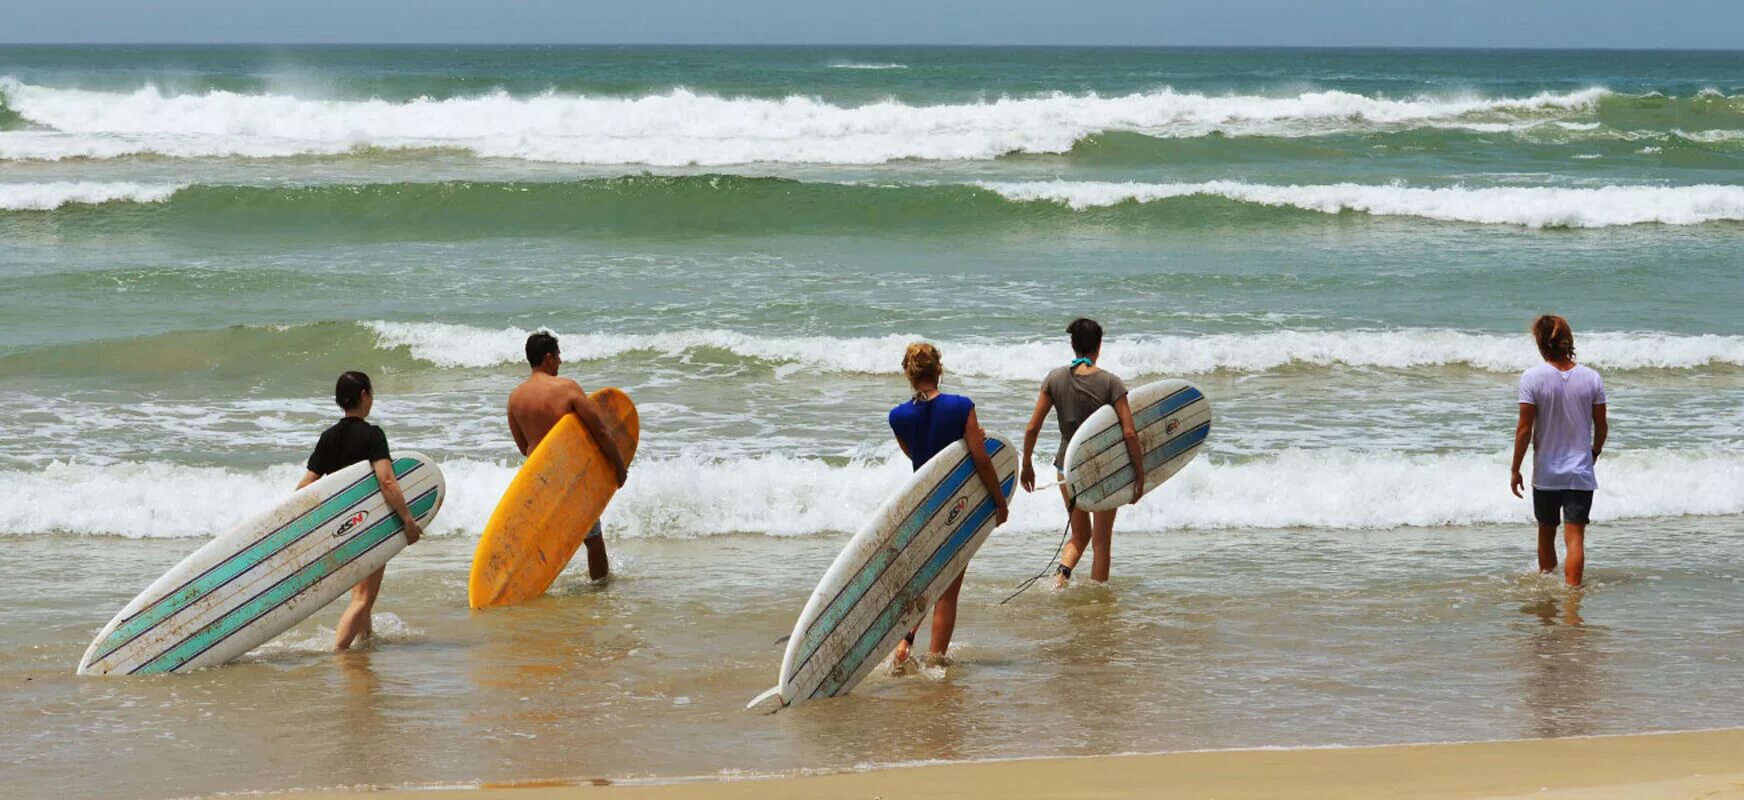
top-left (977, 180), bottom-right (1744, 228)
top-left (1673, 128), bottom-right (1744, 143)
top-left (0, 77), bottom-right (1613, 164)
top-left (362, 321), bottom-right (1744, 377)
top-left (0, 181), bottom-right (184, 210)
top-left (829, 62), bottom-right (909, 70)
top-left (2, 448), bottom-right (1737, 538)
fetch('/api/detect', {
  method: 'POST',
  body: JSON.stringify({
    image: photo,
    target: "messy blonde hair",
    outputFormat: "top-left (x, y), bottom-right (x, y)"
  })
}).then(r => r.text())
top-left (902, 342), bottom-right (942, 385)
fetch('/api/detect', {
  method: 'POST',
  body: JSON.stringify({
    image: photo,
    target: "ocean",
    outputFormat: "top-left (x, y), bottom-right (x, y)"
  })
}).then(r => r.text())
top-left (1, 45), bottom-right (1741, 798)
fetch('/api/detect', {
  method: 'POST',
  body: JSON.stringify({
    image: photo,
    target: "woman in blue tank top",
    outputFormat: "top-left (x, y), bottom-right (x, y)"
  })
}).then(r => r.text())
top-left (886, 343), bottom-right (1010, 666)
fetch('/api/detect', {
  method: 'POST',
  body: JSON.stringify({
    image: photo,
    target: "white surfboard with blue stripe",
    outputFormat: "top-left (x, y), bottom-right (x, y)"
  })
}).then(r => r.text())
top-left (78, 453), bottom-right (445, 675)
top-left (1063, 379), bottom-right (1211, 512)
top-left (752, 437), bottom-right (1017, 709)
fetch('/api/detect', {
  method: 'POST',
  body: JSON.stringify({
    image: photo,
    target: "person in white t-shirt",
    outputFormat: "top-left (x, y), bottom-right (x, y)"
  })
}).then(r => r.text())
top-left (1510, 315), bottom-right (1609, 587)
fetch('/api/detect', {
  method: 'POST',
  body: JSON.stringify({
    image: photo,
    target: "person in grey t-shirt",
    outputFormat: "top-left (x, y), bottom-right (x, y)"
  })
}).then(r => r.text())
top-left (1021, 318), bottom-right (1146, 588)
top-left (1510, 315), bottom-right (1609, 587)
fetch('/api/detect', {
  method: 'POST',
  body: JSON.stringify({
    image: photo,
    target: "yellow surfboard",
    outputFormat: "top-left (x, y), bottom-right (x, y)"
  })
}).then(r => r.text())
top-left (469, 388), bottom-right (639, 608)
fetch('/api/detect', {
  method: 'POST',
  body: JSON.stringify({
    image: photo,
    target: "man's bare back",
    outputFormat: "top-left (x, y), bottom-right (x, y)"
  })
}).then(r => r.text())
top-left (507, 372), bottom-right (589, 456)
top-left (507, 337), bottom-right (629, 486)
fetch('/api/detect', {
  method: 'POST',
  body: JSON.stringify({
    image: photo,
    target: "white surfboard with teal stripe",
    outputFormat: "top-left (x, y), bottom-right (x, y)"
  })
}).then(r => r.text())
top-left (1064, 379), bottom-right (1211, 512)
top-left (752, 436), bottom-right (1017, 709)
top-left (78, 453), bottom-right (445, 675)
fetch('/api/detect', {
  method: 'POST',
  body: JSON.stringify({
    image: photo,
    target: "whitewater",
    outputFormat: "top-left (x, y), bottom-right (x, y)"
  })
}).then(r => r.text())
top-left (360, 321), bottom-right (1744, 374)
top-left (0, 77), bottom-right (1660, 164)
top-left (978, 180), bottom-right (1744, 228)
top-left (6, 446), bottom-right (1739, 539)
top-left (8, 177), bottom-right (1744, 229)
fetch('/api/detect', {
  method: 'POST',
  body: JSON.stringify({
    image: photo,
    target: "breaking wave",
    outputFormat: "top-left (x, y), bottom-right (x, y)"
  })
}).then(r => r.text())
top-left (3, 447), bottom-right (1737, 538)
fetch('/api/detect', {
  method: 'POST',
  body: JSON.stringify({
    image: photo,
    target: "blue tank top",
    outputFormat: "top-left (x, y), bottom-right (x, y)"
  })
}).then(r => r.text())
top-left (888, 393), bottom-right (975, 471)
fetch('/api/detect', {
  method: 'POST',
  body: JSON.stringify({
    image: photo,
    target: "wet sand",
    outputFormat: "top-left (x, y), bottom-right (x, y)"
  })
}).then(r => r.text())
top-left (299, 728), bottom-right (1744, 799)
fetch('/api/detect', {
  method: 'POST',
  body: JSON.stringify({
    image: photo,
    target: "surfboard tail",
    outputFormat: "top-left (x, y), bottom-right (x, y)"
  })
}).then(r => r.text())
top-left (745, 684), bottom-right (784, 711)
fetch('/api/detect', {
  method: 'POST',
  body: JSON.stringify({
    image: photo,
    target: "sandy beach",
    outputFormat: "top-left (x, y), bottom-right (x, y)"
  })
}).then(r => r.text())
top-left (294, 729), bottom-right (1744, 799)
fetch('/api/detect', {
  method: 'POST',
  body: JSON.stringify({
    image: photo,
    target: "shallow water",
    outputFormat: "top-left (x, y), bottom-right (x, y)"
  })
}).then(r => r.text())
top-left (7, 518), bottom-right (1744, 799)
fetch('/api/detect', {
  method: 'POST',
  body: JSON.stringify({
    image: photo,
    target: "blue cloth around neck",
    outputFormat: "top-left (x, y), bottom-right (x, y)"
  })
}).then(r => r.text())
top-left (888, 392), bottom-right (975, 471)
top-left (1070, 357), bottom-right (1095, 368)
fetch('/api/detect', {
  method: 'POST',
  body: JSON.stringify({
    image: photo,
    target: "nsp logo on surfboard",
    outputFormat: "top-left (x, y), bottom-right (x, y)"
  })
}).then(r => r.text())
top-left (945, 497), bottom-right (969, 526)
top-left (335, 510), bottom-right (369, 537)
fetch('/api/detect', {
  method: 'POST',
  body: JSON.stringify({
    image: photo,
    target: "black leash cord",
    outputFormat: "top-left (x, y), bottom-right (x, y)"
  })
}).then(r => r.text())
top-left (1000, 518), bottom-right (1073, 605)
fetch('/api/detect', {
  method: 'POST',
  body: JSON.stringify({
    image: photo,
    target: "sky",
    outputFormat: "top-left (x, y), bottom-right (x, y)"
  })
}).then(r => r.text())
top-left (2, 0), bottom-right (1740, 49)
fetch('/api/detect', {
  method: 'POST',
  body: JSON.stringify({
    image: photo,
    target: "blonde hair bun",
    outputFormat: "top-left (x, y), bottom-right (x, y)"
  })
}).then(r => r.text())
top-left (902, 342), bottom-right (943, 384)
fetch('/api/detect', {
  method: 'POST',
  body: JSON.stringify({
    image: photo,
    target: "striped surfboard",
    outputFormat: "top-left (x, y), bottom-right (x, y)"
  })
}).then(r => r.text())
top-left (751, 437), bottom-right (1017, 709)
top-left (77, 453), bottom-right (445, 675)
top-left (1063, 379), bottom-right (1211, 512)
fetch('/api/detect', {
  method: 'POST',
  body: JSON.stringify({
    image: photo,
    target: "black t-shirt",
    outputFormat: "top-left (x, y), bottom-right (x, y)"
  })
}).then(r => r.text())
top-left (305, 417), bottom-right (392, 476)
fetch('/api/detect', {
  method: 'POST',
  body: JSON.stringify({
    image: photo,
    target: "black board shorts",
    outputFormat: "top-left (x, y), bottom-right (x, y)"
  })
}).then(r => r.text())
top-left (1534, 489), bottom-right (1594, 525)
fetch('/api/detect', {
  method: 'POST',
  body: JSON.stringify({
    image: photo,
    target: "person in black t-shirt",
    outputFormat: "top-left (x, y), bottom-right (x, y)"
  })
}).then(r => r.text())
top-left (298, 371), bottom-right (425, 651)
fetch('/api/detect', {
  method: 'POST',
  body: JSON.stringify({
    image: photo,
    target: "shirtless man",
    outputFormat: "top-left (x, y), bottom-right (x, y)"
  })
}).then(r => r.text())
top-left (507, 331), bottom-right (631, 580)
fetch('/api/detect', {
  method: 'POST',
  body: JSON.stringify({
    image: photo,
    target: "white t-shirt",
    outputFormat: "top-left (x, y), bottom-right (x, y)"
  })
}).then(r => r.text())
top-left (1517, 363), bottom-right (1607, 491)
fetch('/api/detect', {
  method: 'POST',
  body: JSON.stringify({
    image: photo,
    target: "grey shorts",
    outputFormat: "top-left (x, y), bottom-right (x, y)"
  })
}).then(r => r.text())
top-left (586, 521), bottom-right (603, 540)
top-left (1534, 490), bottom-right (1593, 525)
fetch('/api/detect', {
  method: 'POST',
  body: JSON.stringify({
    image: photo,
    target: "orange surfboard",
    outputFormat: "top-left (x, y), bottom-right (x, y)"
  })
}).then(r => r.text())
top-left (469, 388), bottom-right (639, 608)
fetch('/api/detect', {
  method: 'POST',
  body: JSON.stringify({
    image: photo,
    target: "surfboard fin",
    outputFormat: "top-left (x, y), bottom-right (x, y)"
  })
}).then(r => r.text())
top-left (772, 634), bottom-right (791, 646)
top-left (745, 685), bottom-right (783, 712)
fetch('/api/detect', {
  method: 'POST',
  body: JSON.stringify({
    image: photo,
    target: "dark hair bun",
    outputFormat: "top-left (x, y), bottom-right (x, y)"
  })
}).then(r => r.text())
top-left (1531, 315), bottom-right (1576, 361)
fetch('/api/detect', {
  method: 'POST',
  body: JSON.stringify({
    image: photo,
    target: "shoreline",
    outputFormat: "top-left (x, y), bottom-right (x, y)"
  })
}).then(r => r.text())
top-left (291, 728), bottom-right (1744, 799)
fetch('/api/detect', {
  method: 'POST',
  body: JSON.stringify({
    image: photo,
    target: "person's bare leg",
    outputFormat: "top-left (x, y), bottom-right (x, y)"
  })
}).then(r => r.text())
top-left (1089, 509), bottom-right (1117, 582)
top-left (1056, 511), bottom-right (1093, 587)
top-left (1054, 477), bottom-right (1093, 587)
top-left (928, 570), bottom-right (966, 660)
top-left (1562, 523), bottom-right (1586, 587)
top-left (334, 567), bottom-right (385, 651)
top-left (894, 623), bottom-right (918, 665)
top-left (1537, 522), bottom-right (1560, 574)
top-left (584, 528), bottom-right (609, 581)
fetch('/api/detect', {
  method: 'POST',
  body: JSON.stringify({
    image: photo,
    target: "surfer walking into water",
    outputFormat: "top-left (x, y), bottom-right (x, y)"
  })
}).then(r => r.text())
top-left (298, 371), bottom-right (425, 651)
top-left (1511, 315), bottom-right (1609, 587)
top-left (888, 343), bottom-right (1010, 666)
top-left (506, 331), bottom-right (631, 581)
top-left (1020, 318), bottom-right (1145, 588)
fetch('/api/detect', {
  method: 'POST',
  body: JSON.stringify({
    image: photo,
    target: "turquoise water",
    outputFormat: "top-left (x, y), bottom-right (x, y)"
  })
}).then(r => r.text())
top-left (1, 46), bottom-right (1741, 798)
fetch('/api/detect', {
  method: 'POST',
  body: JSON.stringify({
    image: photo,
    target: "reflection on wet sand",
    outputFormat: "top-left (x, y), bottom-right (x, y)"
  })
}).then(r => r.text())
top-left (1039, 587), bottom-right (1150, 754)
top-left (331, 649), bottom-right (394, 786)
top-left (782, 663), bottom-right (980, 767)
top-left (1519, 591), bottom-right (1603, 739)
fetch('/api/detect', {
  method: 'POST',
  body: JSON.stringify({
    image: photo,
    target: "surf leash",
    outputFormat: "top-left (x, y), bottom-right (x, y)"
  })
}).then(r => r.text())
top-left (999, 518), bottom-right (1073, 605)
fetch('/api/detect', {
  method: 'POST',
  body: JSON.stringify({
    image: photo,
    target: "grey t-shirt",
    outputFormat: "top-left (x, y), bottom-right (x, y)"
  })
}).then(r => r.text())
top-left (1042, 365), bottom-right (1129, 470)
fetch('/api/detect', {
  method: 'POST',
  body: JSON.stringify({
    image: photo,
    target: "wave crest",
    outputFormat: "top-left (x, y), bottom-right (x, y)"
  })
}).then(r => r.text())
top-left (0, 181), bottom-right (184, 211)
top-left (364, 322), bottom-right (1744, 376)
top-left (0, 77), bottom-right (1621, 165)
top-left (980, 180), bottom-right (1744, 228)
top-left (8, 175), bottom-right (1743, 231)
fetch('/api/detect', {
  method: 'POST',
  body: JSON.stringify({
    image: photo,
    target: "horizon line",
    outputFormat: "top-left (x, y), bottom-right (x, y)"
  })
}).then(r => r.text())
top-left (2, 42), bottom-right (1742, 52)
